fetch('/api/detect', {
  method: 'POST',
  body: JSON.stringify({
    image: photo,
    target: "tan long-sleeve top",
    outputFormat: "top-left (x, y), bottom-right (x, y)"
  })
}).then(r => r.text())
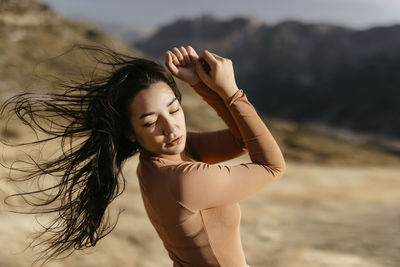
top-left (136, 83), bottom-right (285, 267)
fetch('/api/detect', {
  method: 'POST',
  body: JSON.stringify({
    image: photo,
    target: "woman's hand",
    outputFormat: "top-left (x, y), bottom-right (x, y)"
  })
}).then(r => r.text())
top-left (195, 50), bottom-right (239, 101)
top-left (165, 46), bottom-right (201, 86)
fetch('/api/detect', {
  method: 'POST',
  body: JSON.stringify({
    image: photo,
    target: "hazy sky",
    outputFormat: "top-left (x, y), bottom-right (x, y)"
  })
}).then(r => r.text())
top-left (38, 0), bottom-right (400, 30)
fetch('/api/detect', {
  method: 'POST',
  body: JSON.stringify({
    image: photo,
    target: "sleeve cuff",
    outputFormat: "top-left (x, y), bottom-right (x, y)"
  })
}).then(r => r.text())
top-left (224, 89), bottom-right (244, 106)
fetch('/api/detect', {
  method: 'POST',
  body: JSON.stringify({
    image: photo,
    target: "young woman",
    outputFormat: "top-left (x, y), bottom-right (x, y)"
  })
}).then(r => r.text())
top-left (1, 45), bottom-right (285, 266)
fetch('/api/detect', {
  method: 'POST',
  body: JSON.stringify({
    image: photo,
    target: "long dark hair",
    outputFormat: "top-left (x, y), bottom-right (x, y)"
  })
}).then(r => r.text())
top-left (0, 45), bottom-right (181, 265)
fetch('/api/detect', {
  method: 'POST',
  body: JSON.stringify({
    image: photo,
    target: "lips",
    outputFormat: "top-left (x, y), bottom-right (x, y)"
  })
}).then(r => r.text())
top-left (166, 136), bottom-right (182, 146)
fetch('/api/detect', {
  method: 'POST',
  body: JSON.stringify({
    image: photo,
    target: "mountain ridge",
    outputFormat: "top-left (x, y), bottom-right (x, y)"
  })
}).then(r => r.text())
top-left (0, 3), bottom-right (398, 165)
top-left (136, 15), bottom-right (400, 138)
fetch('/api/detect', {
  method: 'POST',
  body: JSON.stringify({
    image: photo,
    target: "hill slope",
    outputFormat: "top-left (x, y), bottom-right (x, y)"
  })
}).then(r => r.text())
top-left (0, 0), bottom-right (141, 98)
top-left (0, 5), bottom-right (398, 166)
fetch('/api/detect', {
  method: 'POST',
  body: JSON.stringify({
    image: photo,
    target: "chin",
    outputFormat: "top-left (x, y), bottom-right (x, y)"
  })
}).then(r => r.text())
top-left (164, 139), bottom-right (186, 154)
top-left (165, 144), bottom-right (185, 155)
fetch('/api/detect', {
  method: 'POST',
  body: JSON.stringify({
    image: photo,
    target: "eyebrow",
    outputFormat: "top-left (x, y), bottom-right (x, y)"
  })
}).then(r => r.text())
top-left (139, 97), bottom-right (178, 120)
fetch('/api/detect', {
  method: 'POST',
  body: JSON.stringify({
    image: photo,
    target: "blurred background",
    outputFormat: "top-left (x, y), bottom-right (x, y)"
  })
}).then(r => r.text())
top-left (0, 0), bottom-right (399, 266)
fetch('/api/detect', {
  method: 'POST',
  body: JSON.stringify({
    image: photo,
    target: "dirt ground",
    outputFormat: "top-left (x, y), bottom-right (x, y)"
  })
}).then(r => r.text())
top-left (1, 152), bottom-right (399, 267)
top-left (1, 2), bottom-right (398, 266)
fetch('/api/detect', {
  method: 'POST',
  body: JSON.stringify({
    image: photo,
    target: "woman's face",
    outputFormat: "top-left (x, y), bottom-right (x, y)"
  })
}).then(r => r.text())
top-left (128, 81), bottom-right (186, 159)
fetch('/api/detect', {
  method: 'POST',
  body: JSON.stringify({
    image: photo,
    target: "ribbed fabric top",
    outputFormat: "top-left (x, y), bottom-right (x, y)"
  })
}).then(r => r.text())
top-left (136, 84), bottom-right (285, 267)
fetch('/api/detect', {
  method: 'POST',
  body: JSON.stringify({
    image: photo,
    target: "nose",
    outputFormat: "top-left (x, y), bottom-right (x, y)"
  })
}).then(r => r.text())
top-left (162, 117), bottom-right (177, 136)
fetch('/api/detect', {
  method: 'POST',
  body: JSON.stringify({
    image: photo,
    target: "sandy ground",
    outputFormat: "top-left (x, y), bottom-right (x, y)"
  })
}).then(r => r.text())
top-left (0, 152), bottom-right (399, 267)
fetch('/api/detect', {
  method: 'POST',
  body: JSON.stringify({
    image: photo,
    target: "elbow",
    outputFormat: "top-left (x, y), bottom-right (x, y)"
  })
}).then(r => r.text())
top-left (252, 152), bottom-right (286, 179)
top-left (259, 160), bottom-right (286, 190)
top-left (277, 160), bottom-right (286, 177)
top-left (259, 161), bottom-right (286, 181)
top-left (277, 154), bottom-right (287, 176)
top-left (273, 151), bottom-right (286, 177)
top-left (270, 157), bottom-right (286, 179)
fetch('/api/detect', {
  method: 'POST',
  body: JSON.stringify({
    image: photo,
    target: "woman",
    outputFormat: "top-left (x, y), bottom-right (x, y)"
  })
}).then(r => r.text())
top-left (1, 45), bottom-right (285, 266)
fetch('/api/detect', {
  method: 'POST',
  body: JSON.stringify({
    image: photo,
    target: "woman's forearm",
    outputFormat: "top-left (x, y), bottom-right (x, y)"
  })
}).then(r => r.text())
top-left (191, 81), bottom-right (244, 144)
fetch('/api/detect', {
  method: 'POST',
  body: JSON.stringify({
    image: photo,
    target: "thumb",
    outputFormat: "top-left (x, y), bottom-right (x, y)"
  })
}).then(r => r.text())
top-left (195, 59), bottom-right (211, 85)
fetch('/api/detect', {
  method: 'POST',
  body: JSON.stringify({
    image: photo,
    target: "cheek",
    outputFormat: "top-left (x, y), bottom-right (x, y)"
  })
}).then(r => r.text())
top-left (130, 123), bottom-right (154, 144)
top-left (178, 110), bottom-right (186, 124)
top-left (137, 127), bottom-right (163, 144)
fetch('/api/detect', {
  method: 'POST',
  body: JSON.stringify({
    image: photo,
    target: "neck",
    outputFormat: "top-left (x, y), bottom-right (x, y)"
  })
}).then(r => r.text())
top-left (158, 151), bottom-right (188, 162)
top-left (139, 148), bottom-right (188, 163)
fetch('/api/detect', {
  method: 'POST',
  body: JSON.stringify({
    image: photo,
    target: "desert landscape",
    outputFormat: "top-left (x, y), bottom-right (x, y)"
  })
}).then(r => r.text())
top-left (1, 148), bottom-right (399, 267)
top-left (1, 87), bottom-right (399, 267)
top-left (1, 1), bottom-right (399, 266)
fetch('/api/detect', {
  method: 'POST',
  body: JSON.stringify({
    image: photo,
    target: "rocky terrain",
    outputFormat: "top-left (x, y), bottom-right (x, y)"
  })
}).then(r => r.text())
top-left (0, 2), bottom-right (399, 267)
top-left (0, 0), bottom-right (140, 99)
top-left (1, 152), bottom-right (399, 267)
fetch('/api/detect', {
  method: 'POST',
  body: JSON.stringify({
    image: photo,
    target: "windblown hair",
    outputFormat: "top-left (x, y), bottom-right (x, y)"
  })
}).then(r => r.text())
top-left (0, 45), bottom-right (181, 265)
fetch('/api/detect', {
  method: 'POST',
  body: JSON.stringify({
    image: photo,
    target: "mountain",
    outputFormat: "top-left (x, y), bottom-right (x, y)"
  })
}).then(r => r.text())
top-left (135, 16), bottom-right (400, 138)
top-left (92, 20), bottom-right (156, 44)
top-left (0, 2), bottom-right (398, 165)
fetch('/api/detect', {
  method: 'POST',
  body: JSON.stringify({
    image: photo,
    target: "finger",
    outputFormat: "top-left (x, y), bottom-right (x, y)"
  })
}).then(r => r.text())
top-left (187, 46), bottom-right (199, 61)
top-left (210, 52), bottom-right (225, 61)
top-left (166, 51), bottom-right (179, 74)
top-left (168, 49), bottom-right (180, 66)
top-left (165, 51), bottom-right (179, 75)
top-left (179, 46), bottom-right (191, 65)
top-left (195, 59), bottom-right (211, 84)
top-left (200, 50), bottom-right (218, 68)
top-left (172, 47), bottom-right (185, 65)
top-left (165, 50), bottom-right (172, 66)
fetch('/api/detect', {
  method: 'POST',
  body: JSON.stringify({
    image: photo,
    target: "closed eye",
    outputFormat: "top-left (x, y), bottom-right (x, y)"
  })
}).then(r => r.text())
top-left (144, 122), bottom-right (156, 127)
top-left (143, 109), bottom-right (180, 127)
top-left (171, 108), bottom-right (180, 114)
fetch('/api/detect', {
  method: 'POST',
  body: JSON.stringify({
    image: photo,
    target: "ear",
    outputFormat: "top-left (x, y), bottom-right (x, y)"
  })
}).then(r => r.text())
top-left (128, 134), bottom-right (136, 143)
top-left (124, 127), bottom-right (137, 143)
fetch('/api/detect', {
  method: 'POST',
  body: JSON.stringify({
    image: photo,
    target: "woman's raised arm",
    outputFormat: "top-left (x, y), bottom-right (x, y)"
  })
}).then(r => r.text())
top-left (165, 50), bottom-right (285, 210)
top-left (168, 88), bottom-right (286, 210)
top-left (166, 47), bottom-right (247, 163)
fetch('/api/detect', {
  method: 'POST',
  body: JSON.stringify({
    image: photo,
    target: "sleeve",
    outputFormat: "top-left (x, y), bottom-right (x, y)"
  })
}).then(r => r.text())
top-left (187, 82), bottom-right (247, 164)
top-left (186, 130), bottom-right (247, 164)
top-left (169, 89), bottom-right (286, 211)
